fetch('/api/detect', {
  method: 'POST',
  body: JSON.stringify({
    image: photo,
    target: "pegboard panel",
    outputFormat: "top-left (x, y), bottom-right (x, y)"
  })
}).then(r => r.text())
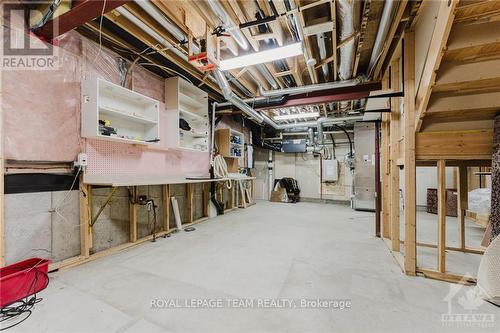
top-left (85, 139), bottom-right (210, 177)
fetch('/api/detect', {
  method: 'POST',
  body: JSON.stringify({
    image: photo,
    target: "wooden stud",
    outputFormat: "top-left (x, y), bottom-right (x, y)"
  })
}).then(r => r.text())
top-left (403, 30), bottom-right (417, 276)
top-left (80, 182), bottom-right (91, 258)
top-left (457, 165), bottom-right (468, 250)
top-left (437, 159), bottom-right (446, 273)
top-left (130, 186), bottom-right (137, 243)
top-left (203, 183), bottom-right (210, 217)
top-left (162, 185), bottom-right (170, 233)
top-left (390, 58), bottom-right (401, 252)
top-left (187, 183), bottom-right (193, 224)
top-left (381, 71), bottom-right (391, 239)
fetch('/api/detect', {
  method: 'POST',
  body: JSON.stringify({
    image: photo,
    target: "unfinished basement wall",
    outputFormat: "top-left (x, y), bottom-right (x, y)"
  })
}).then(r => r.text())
top-left (273, 145), bottom-right (353, 203)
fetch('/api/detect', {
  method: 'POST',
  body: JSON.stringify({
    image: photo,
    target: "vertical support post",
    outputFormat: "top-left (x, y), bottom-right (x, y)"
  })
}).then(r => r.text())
top-left (203, 183), bottom-right (210, 217)
top-left (80, 182), bottom-right (91, 258)
top-left (403, 30), bottom-right (417, 275)
top-left (390, 58), bottom-right (401, 252)
top-left (162, 184), bottom-right (170, 232)
top-left (437, 160), bottom-right (446, 273)
top-left (380, 71), bottom-right (390, 238)
top-left (375, 121), bottom-right (382, 238)
top-left (130, 186), bottom-right (137, 242)
top-left (457, 165), bottom-right (467, 249)
top-left (187, 183), bottom-right (193, 223)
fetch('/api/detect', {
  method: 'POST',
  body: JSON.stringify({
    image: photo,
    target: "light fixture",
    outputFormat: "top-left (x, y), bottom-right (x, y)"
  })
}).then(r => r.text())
top-left (219, 43), bottom-right (303, 71)
top-left (273, 112), bottom-right (320, 121)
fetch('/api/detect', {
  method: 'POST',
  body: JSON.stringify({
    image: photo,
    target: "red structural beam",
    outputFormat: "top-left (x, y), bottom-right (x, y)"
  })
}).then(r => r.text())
top-left (269, 81), bottom-right (382, 109)
top-left (34, 0), bottom-right (129, 40)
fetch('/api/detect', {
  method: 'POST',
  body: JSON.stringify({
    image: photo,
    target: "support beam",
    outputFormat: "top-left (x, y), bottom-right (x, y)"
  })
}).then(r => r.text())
top-left (130, 186), bottom-right (137, 243)
top-left (381, 72), bottom-right (390, 239)
top-left (403, 30), bottom-right (417, 275)
top-left (437, 160), bottom-right (446, 273)
top-left (187, 184), bottom-right (193, 224)
top-left (162, 185), bottom-right (170, 233)
top-left (414, 0), bottom-right (458, 132)
top-left (415, 130), bottom-right (493, 160)
top-left (34, 0), bottom-right (129, 40)
top-left (390, 59), bottom-right (401, 251)
top-left (80, 182), bottom-right (91, 258)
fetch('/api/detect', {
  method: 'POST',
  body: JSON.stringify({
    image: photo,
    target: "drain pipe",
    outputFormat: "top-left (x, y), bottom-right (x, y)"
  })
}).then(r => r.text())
top-left (367, 0), bottom-right (398, 77)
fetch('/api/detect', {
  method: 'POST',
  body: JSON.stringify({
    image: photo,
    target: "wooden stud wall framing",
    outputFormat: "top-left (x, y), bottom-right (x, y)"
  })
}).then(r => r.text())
top-left (390, 58), bottom-right (401, 252)
top-left (40, 178), bottom-right (254, 272)
top-left (403, 30), bottom-right (417, 276)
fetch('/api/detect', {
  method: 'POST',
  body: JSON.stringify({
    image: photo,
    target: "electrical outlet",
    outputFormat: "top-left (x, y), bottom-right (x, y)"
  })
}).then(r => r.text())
top-left (75, 153), bottom-right (88, 167)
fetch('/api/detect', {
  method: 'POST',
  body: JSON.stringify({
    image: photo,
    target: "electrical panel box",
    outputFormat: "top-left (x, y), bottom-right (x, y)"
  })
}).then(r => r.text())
top-left (322, 159), bottom-right (339, 182)
top-left (282, 139), bottom-right (307, 153)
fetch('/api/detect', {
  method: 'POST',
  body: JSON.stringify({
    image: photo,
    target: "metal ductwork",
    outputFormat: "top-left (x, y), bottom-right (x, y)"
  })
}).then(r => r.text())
top-left (367, 0), bottom-right (398, 77)
top-left (206, 0), bottom-right (279, 89)
top-left (115, 6), bottom-right (187, 60)
top-left (207, 0), bottom-right (249, 51)
top-left (260, 114), bottom-right (364, 130)
top-left (258, 78), bottom-right (362, 97)
top-left (135, 0), bottom-right (188, 45)
top-left (214, 69), bottom-right (265, 123)
top-left (337, 0), bottom-right (358, 81)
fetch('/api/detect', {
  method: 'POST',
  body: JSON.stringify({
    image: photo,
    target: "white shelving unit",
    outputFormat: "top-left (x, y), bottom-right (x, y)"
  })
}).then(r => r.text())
top-left (165, 76), bottom-right (209, 152)
top-left (81, 76), bottom-right (160, 145)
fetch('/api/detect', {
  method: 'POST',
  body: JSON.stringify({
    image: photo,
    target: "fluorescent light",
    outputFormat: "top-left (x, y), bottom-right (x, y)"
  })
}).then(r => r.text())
top-left (219, 43), bottom-right (303, 71)
top-left (274, 112), bottom-right (319, 121)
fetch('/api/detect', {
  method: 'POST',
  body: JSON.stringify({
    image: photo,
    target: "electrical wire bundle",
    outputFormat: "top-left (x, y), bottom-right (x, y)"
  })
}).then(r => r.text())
top-left (0, 262), bottom-right (49, 331)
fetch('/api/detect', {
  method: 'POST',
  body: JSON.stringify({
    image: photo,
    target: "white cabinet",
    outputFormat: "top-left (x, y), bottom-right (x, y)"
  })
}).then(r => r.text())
top-left (165, 76), bottom-right (209, 152)
top-left (81, 75), bottom-right (160, 145)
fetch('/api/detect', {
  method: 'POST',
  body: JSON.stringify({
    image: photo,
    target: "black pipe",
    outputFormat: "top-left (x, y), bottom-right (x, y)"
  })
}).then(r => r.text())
top-left (374, 121), bottom-right (381, 238)
top-left (334, 124), bottom-right (353, 157)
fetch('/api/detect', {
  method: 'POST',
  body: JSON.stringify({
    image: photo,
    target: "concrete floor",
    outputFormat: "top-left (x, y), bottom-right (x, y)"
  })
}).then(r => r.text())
top-left (8, 201), bottom-right (500, 332)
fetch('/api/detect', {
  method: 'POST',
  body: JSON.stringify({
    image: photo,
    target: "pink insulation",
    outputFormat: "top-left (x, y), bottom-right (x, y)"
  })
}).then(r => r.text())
top-left (3, 29), bottom-right (82, 162)
top-left (3, 22), bottom-right (210, 176)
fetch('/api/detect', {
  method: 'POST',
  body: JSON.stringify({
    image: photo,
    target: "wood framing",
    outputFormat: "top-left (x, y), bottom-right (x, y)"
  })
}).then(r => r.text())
top-left (437, 160), bottom-right (446, 273)
top-left (457, 165), bottom-right (467, 249)
top-left (130, 186), bottom-right (138, 243)
top-left (79, 182), bottom-right (91, 258)
top-left (381, 72), bottom-right (390, 239)
top-left (414, 0), bottom-right (458, 132)
top-left (162, 185), bottom-right (170, 232)
top-left (403, 30), bottom-right (417, 276)
top-left (187, 183), bottom-right (194, 224)
top-left (390, 58), bottom-right (401, 252)
top-left (415, 130), bottom-right (493, 160)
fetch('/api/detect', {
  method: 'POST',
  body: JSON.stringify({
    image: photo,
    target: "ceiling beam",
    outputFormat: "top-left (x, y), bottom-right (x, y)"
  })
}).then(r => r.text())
top-left (259, 81), bottom-right (382, 109)
top-left (34, 0), bottom-right (128, 40)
